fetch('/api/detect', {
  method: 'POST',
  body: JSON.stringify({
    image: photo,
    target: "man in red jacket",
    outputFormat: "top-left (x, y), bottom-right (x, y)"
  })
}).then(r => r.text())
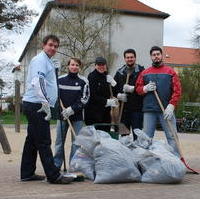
top-left (136, 46), bottom-right (181, 156)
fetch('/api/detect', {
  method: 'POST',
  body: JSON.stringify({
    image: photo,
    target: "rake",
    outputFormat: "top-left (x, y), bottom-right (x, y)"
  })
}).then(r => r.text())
top-left (154, 90), bottom-right (199, 174)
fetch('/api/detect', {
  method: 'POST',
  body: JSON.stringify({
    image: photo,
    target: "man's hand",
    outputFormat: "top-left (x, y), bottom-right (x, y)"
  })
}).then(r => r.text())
top-left (123, 84), bottom-right (135, 93)
top-left (62, 107), bottom-right (74, 120)
top-left (143, 81), bottom-right (156, 93)
top-left (164, 104), bottom-right (175, 120)
top-left (117, 93), bottom-right (127, 102)
top-left (106, 75), bottom-right (117, 87)
top-left (37, 102), bottom-right (51, 121)
top-left (105, 98), bottom-right (119, 107)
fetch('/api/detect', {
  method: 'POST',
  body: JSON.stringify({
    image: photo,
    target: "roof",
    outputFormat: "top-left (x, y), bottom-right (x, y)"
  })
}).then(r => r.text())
top-left (19, 0), bottom-right (169, 62)
top-left (163, 46), bottom-right (200, 66)
top-left (56, 0), bottom-right (169, 18)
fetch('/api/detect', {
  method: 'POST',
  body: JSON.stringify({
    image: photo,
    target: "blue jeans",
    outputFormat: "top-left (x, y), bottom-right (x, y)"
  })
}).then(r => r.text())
top-left (54, 120), bottom-right (83, 169)
top-left (143, 112), bottom-right (179, 156)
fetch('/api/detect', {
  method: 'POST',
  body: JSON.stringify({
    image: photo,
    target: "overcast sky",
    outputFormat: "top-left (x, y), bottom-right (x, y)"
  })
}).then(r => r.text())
top-left (2, 0), bottom-right (200, 63)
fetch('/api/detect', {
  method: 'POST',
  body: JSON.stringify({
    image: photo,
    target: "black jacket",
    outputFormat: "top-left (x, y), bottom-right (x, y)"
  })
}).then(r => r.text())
top-left (85, 69), bottom-right (111, 123)
top-left (113, 64), bottom-right (144, 112)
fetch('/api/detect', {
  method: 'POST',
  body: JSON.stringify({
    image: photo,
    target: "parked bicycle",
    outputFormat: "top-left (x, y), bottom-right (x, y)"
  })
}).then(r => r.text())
top-left (177, 111), bottom-right (200, 133)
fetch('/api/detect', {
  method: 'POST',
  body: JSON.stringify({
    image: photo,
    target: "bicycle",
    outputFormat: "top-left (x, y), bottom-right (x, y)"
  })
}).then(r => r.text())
top-left (177, 111), bottom-right (200, 133)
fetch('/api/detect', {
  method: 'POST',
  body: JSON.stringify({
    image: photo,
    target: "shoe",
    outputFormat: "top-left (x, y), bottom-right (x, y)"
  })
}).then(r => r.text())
top-left (21, 174), bottom-right (45, 182)
top-left (50, 175), bottom-right (73, 184)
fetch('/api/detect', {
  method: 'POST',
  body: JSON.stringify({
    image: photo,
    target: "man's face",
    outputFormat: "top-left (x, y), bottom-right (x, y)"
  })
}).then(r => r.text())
top-left (151, 50), bottom-right (163, 65)
top-left (124, 53), bottom-right (136, 67)
top-left (42, 39), bottom-right (59, 57)
top-left (95, 64), bottom-right (107, 73)
top-left (68, 59), bottom-right (80, 73)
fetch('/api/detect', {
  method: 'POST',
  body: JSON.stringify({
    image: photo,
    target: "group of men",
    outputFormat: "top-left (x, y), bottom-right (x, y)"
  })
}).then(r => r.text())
top-left (20, 34), bottom-right (181, 184)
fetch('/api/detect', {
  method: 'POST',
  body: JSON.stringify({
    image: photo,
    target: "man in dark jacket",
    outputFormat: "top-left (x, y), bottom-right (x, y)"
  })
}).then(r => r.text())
top-left (85, 57), bottom-right (118, 132)
top-left (113, 49), bottom-right (144, 140)
top-left (136, 46), bottom-right (182, 156)
top-left (54, 58), bottom-right (90, 168)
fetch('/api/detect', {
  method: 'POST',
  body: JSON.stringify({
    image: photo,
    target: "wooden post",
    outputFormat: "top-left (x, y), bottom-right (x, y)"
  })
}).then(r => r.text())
top-left (15, 80), bottom-right (20, 133)
top-left (0, 124), bottom-right (11, 154)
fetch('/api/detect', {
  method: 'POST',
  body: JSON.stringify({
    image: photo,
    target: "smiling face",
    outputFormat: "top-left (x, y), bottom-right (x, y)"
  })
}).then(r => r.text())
top-left (68, 59), bottom-right (80, 73)
top-left (42, 39), bottom-right (59, 58)
top-left (95, 63), bottom-right (107, 73)
top-left (124, 52), bottom-right (136, 67)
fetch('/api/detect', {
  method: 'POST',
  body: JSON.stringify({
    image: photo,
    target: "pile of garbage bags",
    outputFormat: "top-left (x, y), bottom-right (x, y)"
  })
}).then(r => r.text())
top-left (69, 126), bottom-right (186, 184)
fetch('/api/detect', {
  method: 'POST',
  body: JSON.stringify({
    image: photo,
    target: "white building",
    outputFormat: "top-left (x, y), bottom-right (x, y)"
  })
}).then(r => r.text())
top-left (19, 0), bottom-right (169, 92)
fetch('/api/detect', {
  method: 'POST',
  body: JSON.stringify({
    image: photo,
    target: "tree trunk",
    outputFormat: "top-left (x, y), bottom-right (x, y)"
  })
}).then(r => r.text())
top-left (0, 124), bottom-right (11, 154)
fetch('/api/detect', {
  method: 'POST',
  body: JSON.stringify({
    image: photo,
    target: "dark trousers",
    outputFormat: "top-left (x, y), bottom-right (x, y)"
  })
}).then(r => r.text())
top-left (121, 111), bottom-right (143, 140)
top-left (85, 109), bottom-right (111, 132)
top-left (21, 101), bottom-right (60, 182)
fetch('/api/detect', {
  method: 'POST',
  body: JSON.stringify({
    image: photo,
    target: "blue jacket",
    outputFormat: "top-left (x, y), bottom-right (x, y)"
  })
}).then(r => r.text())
top-left (59, 72), bottom-right (90, 121)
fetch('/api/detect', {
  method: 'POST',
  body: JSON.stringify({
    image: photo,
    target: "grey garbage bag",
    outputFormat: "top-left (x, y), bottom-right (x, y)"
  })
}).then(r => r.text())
top-left (94, 138), bottom-right (141, 184)
top-left (69, 147), bottom-right (95, 180)
top-left (74, 126), bottom-right (101, 154)
top-left (134, 129), bottom-right (152, 149)
top-left (140, 141), bottom-right (186, 184)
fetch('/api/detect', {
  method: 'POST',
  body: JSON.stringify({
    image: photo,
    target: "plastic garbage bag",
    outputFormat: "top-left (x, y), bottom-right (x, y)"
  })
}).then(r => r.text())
top-left (94, 138), bottom-right (141, 184)
top-left (69, 147), bottom-right (95, 180)
top-left (119, 129), bottom-right (152, 150)
top-left (134, 129), bottom-right (152, 149)
top-left (74, 126), bottom-right (101, 155)
top-left (140, 140), bottom-right (186, 184)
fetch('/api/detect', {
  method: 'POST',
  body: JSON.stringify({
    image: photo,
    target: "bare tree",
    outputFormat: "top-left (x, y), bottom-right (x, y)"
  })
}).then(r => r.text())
top-left (193, 20), bottom-right (200, 56)
top-left (48, 0), bottom-right (119, 73)
top-left (0, 0), bottom-right (37, 50)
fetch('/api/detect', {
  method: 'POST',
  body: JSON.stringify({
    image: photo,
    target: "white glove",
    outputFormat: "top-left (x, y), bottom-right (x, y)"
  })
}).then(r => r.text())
top-left (164, 104), bottom-right (175, 120)
top-left (62, 106), bottom-right (75, 120)
top-left (117, 93), bottom-right (127, 102)
top-left (37, 102), bottom-right (51, 121)
top-left (123, 84), bottom-right (135, 93)
top-left (143, 81), bottom-right (156, 93)
top-left (106, 75), bottom-right (117, 87)
top-left (105, 98), bottom-right (119, 107)
top-left (52, 59), bottom-right (61, 68)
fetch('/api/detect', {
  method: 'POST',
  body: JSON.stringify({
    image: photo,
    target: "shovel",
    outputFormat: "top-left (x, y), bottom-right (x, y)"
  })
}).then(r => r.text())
top-left (117, 71), bottom-right (132, 135)
top-left (60, 100), bottom-right (85, 181)
top-left (154, 90), bottom-right (199, 174)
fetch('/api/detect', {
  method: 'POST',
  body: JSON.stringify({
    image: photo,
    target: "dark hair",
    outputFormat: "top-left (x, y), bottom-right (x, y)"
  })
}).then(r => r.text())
top-left (42, 35), bottom-right (60, 46)
top-left (123, 49), bottom-right (136, 58)
top-left (150, 46), bottom-right (162, 55)
top-left (67, 58), bottom-right (82, 67)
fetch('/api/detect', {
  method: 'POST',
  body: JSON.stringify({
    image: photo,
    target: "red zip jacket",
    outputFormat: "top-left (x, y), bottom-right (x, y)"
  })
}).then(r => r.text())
top-left (136, 64), bottom-right (182, 112)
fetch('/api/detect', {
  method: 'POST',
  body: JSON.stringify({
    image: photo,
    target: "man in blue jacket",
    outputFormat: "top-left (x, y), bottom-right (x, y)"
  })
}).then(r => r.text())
top-left (54, 58), bottom-right (90, 169)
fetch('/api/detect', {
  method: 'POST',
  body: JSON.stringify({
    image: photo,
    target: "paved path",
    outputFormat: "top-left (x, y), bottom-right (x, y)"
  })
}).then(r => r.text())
top-left (0, 127), bottom-right (200, 199)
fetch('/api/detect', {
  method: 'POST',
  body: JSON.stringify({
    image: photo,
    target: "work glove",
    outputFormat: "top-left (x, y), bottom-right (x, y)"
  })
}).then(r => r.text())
top-left (164, 104), bottom-right (175, 120)
top-left (117, 93), bottom-right (127, 102)
top-left (62, 106), bottom-right (75, 120)
top-left (123, 84), bottom-right (135, 93)
top-left (106, 75), bottom-right (117, 87)
top-left (143, 81), bottom-right (156, 93)
top-left (105, 98), bottom-right (119, 107)
top-left (37, 102), bottom-right (51, 121)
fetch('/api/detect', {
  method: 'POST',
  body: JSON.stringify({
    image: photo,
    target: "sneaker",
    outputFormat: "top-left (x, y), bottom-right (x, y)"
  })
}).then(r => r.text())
top-left (50, 175), bottom-right (73, 184)
top-left (21, 174), bottom-right (45, 182)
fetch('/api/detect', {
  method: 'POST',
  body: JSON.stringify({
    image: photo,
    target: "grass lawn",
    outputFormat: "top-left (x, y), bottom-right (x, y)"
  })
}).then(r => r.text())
top-left (0, 111), bottom-right (56, 124)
